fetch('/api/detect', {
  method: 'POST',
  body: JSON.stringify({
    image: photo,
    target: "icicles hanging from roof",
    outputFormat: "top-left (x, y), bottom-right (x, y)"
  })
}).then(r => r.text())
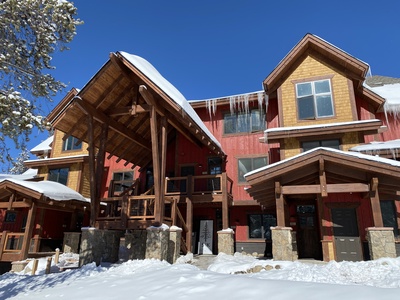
top-left (206, 98), bottom-right (217, 119)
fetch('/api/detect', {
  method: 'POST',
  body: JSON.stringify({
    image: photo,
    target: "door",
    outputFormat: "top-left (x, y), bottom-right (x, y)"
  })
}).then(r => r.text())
top-left (331, 208), bottom-right (363, 261)
top-left (296, 205), bottom-right (322, 259)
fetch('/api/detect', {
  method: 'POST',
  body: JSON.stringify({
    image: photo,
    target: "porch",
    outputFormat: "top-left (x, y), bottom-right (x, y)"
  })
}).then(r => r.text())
top-left (96, 173), bottom-right (233, 253)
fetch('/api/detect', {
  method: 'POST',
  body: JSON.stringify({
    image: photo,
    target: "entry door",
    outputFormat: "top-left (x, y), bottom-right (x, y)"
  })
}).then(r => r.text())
top-left (331, 208), bottom-right (363, 261)
top-left (296, 205), bottom-right (322, 259)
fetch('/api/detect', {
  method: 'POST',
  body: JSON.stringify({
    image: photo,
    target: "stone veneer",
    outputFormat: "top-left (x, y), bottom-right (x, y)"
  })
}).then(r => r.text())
top-left (271, 227), bottom-right (297, 261)
top-left (63, 232), bottom-right (81, 253)
top-left (217, 229), bottom-right (234, 255)
top-left (366, 227), bottom-right (397, 260)
top-left (145, 226), bottom-right (170, 261)
top-left (124, 230), bottom-right (147, 260)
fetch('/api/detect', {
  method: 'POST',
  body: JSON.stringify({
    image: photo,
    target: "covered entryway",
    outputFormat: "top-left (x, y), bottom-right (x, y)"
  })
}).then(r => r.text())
top-left (245, 147), bottom-right (400, 262)
top-left (331, 207), bottom-right (363, 261)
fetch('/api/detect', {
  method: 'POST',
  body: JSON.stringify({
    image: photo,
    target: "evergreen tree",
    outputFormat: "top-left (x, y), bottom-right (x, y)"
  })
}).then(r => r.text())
top-left (0, 0), bottom-right (82, 168)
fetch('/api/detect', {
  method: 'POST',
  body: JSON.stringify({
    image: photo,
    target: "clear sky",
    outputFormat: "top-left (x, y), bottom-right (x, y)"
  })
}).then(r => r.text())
top-left (5, 0), bottom-right (400, 170)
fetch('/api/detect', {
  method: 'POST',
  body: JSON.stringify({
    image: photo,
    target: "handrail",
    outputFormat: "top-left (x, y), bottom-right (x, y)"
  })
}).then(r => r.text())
top-left (2, 232), bottom-right (24, 252)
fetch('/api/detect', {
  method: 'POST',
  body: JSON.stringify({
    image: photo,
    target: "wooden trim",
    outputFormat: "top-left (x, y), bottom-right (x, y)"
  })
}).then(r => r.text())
top-left (277, 87), bottom-right (284, 127)
top-left (347, 77), bottom-right (358, 120)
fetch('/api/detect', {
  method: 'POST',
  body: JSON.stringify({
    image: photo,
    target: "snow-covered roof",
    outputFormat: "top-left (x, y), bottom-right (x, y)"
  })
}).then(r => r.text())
top-left (245, 146), bottom-right (400, 178)
top-left (0, 178), bottom-right (89, 202)
top-left (30, 135), bottom-right (53, 153)
top-left (350, 139), bottom-right (400, 152)
top-left (365, 83), bottom-right (400, 114)
top-left (118, 51), bottom-right (222, 149)
top-left (264, 119), bottom-right (381, 133)
top-left (0, 168), bottom-right (38, 181)
top-left (24, 154), bottom-right (88, 164)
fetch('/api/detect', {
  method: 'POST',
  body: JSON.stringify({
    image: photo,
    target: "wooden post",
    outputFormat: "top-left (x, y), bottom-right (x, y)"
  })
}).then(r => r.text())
top-left (45, 257), bottom-right (52, 274)
top-left (186, 198), bottom-right (193, 253)
top-left (55, 248), bottom-right (60, 264)
top-left (221, 173), bottom-right (229, 229)
top-left (95, 123), bottom-right (109, 221)
top-left (0, 231), bottom-right (8, 260)
top-left (275, 182), bottom-right (285, 227)
top-left (87, 114), bottom-right (97, 227)
top-left (31, 259), bottom-right (38, 275)
top-left (158, 116), bottom-right (168, 223)
top-left (370, 177), bottom-right (383, 227)
top-left (21, 202), bottom-right (36, 261)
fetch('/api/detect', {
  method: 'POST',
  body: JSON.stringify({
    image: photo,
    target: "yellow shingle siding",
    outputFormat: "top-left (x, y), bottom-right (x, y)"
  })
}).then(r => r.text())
top-left (280, 56), bottom-right (354, 127)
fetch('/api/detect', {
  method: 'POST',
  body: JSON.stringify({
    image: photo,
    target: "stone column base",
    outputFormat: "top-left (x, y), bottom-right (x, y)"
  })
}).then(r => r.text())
top-left (272, 227), bottom-right (297, 261)
top-left (63, 232), bottom-right (81, 253)
top-left (145, 225), bottom-right (169, 261)
top-left (168, 226), bottom-right (182, 263)
top-left (79, 228), bottom-right (122, 266)
top-left (366, 227), bottom-right (396, 260)
top-left (217, 229), bottom-right (234, 255)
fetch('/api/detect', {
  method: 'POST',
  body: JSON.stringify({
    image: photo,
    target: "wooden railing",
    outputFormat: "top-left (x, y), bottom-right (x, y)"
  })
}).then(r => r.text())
top-left (0, 231), bottom-right (26, 261)
top-left (165, 173), bottom-right (233, 197)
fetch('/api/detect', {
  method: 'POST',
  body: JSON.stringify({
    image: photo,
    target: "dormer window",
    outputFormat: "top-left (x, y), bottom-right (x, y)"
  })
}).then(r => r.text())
top-left (296, 79), bottom-right (334, 120)
top-left (63, 135), bottom-right (82, 151)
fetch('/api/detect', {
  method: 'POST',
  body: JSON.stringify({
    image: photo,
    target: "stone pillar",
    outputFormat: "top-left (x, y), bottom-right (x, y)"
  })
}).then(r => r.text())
top-left (63, 232), bottom-right (81, 253)
top-left (124, 230), bottom-right (147, 260)
top-left (366, 227), bottom-right (396, 260)
top-left (168, 226), bottom-right (182, 264)
top-left (79, 228), bottom-right (122, 266)
top-left (145, 225), bottom-right (169, 261)
top-left (272, 227), bottom-right (297, 261)
top-left (217, 229), bottom-right (234, 255)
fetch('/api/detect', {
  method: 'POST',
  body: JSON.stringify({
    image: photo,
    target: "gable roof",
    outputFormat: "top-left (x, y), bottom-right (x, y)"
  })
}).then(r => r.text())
top-left (47, 52), bottom-right (225, 168)
top-left (263, 33), bottom-right (385, 112)
top-left (245, 147), bottom-right (400, 207)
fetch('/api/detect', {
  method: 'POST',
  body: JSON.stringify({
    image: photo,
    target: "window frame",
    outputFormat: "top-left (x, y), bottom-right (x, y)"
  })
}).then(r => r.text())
top-left (237, 156), bottom-right (268, 184)
top-left (48, 167), bottom-right (69, 185)
top-left (248, 213), bottom-right (277, 240)
top-left (111, 170), bottom-right (135, 194)
top-left (223, 108), bottom-right (265, 135)
top-left (62, 135), bottom-right (82, 152)
top-left (296, 78), bottom-right (334, 120)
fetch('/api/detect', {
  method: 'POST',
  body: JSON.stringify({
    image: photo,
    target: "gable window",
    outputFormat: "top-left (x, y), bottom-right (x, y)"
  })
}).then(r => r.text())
top-left (224, 109), bottom-right (265, 134)
top-left (296, 79), bottom-right (334, 120)
top-left (48, 167), bottom-right (69, 185)
top-left (238, 156), bottom-right (268, 183)
top-left (111, 171), bottom-right (134, 194)
top-left (302, 139), bottom-right (340, 152)
top-left (63, 136), bottom-right (82, 151)
top-left (248, 214), bottom-right (276, 239)
top-left (380, 201), bottom-right (399, 236)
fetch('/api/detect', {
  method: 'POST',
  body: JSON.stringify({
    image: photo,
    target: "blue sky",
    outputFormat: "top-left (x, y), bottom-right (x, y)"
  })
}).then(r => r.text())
top-left (5, 0), bottom-right (400, 170)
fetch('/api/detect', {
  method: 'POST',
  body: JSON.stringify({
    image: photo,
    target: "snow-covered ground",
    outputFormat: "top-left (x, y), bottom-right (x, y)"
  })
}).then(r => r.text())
top-left (1, 253), bottom-right (400, 300)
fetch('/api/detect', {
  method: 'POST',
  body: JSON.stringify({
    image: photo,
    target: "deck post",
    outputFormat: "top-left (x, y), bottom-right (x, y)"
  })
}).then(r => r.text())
top-left (0, 231), bottom-right (8, 260)
top-left (221, 173), bottom-right (229, 229)
top-left (21, 202), bottom-right (36, 261)
top-left (275, 182), bottom-right (285, 227)
top-left (370, 178), bottom-right (383, 227)
top-left (186, 175), bottom-right (193, 253)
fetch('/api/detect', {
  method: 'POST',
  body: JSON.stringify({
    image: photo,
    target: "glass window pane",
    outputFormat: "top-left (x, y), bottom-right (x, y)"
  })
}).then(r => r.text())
top-left (48, 168), bottom-right (68, 185)
top-left (224, 114), bottom-right (236, 134)
top-left (302, 141), bottom-right (321, 151)
top-left (314, 80), bottom-right (330, 94)
top-left (297, 82), bottom-right (312, 97)
top-left (251, 110), bottom-right (265, 131)
top-left (249, 215), bottom-right (262, 238)
top-left (238, 158), bottom-right (252, 182)
top-left (316, 95), bottom-right (333, 117)
top-left (380, 201), bottom-right (399, 236)
top-left (253, 157), bottom-right (267, 169)
top-left (321, 139), bottom-right (340, 149)
top-left (298, 96), bottom-right (315, 119)
top-left (236, 113), bottom-right (250, 133)
top-left (113, 172), bottom-right (123, 181)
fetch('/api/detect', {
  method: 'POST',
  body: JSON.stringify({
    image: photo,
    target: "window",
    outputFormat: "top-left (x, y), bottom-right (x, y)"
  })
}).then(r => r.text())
top-left (302, 139), bottom-right (340, 152)
top-left (238, 156), bottom-right (268, 183)
top-left (112, 171), bottom-right (134, 194)
top-left (380, 201), bottom-right (399, 236)
top-left (48, 168), bottom-right (69, 185)
top-left (63, 136), bottom-right (82, 151)
top-left (248, 214), bottom-right (276, 239)
top-left (224, 109), bottom-right (265, 134)
top-left (296, 79), bottom-right (334, 120)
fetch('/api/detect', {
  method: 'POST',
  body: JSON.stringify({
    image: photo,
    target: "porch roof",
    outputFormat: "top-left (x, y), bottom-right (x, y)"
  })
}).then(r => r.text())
top-left (245, 147), bottom-right (400, 207)
top-left (47, 52), bottom-right (225, 168)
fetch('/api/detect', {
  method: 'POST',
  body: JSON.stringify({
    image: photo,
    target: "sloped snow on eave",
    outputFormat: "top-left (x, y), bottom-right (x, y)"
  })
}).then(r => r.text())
top-left (264, 119), bottom-right (381, 133)
top-left (30, 135), bottom-right (54, 153)
top-left (350, 139), bottom-right (400, 160)
top-left (0, 178), bottom-right (89, 202)
top-left (118, 51), bottom-right (222, 151)
top-left (244, 146), bottom-right (400, 178)
top-left (0, 169), bottom-right (38, 181)
top-left (365, 83), bottom-right (400, 116)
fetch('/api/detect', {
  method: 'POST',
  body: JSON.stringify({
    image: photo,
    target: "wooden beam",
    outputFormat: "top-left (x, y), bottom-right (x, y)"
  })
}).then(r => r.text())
top-left (107, 104), bottom-right (150, 117)
top-left (370, 177), bottom-right (383, 227)
top-left (87, 114), bottom-right (97, 227)
top-left (21, 201), bottom-right (36, 260)
top-left (73, 97), bottom-right (151, 151)
top-left (319, 158), bottom-right (327, 197)
top-left (158, 116), bottom-right (168, 222)
top-left (275, 182), bottom-right (285, 227)
top-left (281, 183), bottom-right (369, 194)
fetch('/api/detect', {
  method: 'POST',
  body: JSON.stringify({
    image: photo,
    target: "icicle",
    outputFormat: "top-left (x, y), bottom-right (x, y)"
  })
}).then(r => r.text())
top-left (244, 94), bottom-right (249, 115)
top-left (212, 98), bottom-right (217, 116)
top-left (229, 96), bottom-right (235, 115)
